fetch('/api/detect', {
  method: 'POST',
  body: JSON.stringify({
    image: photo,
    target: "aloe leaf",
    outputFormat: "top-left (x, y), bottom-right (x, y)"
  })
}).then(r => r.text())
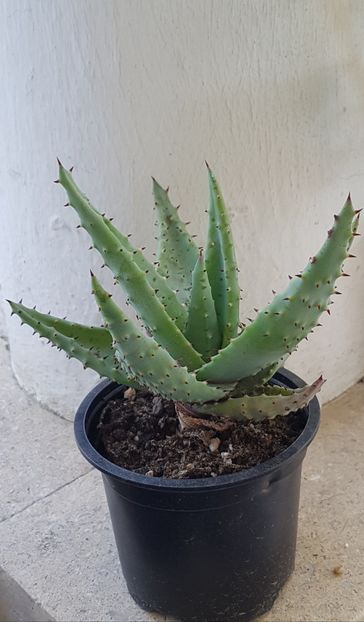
top-left (91, 274), bottom-right (231, 403)
top-left (194, 376), bottom-right (325, 420)
top-left (185, 252), bottom-right (220, 360)
top-left (198, 196), bottom-right (358, 383)
top-left (205, 164), bottom-right (240, 347)
top-left (101, 216), bottom-right (188, 330)
top-left (230, 363), bottom-right (285, 396)
top-left (7, 301), bottom-right (137, 386)
top-left (153, 178), bottom-right (199, 306)
top-left (58, 163), bottom-right (203, 371)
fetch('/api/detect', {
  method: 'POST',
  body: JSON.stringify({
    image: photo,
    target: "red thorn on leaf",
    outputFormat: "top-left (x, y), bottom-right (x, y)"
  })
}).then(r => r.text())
top-left (334, 214), bottom-right (339, 221)
top-left (288, 275), bottom-right (293, 280)
top-left (56, 157), bottom-right (63, 167)
top-left (333, 290), bottom-right (342, 295)
top-left (327, 228), bottom-right (333, 237)
top-left (354, 208), bottom-right (362, 215)
top-left (310, 256), bottom-right (317, 264)
top-left (347, 192), bottom-right (351, 202)
top-left (348, 254), bottom-right (356, 258)
top-left (341, 272), bottom-right (350, 277)
top-left (272, 289), bottom-right (276, 295)
top-left (64, 203), bottom-right (70, 207)
top-left (326, 309), bottom-right (331, 315)
top-left (353, 232), bottom-right (361, 237)
top-left (69, 166), bottom-right (74, 173)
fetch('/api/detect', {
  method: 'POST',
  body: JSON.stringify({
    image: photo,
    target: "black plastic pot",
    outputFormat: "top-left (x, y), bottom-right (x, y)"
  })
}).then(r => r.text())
top-left (74, 368), bottom-right (320, 622)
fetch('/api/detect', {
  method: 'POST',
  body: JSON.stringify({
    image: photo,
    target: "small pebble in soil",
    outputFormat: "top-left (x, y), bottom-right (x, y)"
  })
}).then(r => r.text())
top-left (124, 387), bottom-right (136, 401)
top-left (209, 438), bottom-right (221, 452)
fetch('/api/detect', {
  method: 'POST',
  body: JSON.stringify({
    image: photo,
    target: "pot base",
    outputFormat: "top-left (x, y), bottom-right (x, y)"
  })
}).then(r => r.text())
top-left (129, 582), bottom-right (286, 621)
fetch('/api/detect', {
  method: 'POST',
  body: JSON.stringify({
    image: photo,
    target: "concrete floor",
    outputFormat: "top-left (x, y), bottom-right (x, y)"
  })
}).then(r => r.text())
top-left (0, 329), bottom-right (363, 622)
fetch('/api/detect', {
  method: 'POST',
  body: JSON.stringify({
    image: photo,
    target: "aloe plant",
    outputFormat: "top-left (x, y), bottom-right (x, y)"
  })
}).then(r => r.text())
top-left (8, 161), bottom-right (360, 421)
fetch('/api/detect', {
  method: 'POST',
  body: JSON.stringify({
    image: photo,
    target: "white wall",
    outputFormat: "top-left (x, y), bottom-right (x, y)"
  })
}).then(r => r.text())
top-left (0, 0), bottom-right (363, 418)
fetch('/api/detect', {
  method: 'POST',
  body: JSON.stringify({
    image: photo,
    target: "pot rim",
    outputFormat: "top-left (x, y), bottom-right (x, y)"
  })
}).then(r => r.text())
top-left (74, 368), bottom-right (320, 491)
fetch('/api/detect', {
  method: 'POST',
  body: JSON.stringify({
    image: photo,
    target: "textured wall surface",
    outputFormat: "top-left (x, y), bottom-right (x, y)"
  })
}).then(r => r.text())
top-left (0, 0), bottom-right (363, 417)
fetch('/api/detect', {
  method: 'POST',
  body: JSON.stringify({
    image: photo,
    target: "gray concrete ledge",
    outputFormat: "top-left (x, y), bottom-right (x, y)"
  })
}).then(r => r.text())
top-left (1, 329), bottom-right (363, 621)
top-left (0, 568), bottom-right (54, 622)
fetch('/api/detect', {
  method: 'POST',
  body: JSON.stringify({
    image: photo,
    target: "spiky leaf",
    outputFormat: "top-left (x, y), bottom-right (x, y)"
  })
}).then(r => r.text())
top-left (230, 363), bottom-right (284, 396)
top-left (91, 275), bottom-right (231, 403)
top-left (185, 252), bottom-right (220, 360)
top-left (58, 164), bottom-right (203, 371)
top-left (153, 178), bottom-right (199, 306)
top-left (194, 376), bottom-right (325, 420)
top-left (102, 216), bottom-right (188, 329)
top-left (205, 165), bottom-right (240, 347)
top-left (198, 196), bottom-right (358, 383)
top-left (8, 301), bottom-right (136, 386)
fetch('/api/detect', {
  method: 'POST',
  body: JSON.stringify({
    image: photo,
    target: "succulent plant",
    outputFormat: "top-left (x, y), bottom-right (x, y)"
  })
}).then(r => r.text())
top-left (8, 161), bottom-right (360, 421)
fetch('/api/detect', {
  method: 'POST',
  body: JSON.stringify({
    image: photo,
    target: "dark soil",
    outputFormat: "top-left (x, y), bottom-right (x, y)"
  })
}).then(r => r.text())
top-left (98, 388), bottom-right (306, 479)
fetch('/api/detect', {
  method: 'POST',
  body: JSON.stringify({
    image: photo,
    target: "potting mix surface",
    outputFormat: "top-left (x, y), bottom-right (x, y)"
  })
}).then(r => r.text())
top-left (98, 388), bottom-right (306, 479)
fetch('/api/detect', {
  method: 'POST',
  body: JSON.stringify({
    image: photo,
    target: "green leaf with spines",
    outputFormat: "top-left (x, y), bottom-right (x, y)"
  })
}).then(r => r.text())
top-left (153, 178), bottom-right (199, 306)
top-left (101, 216), bottom-right (188, 330)
top-left (91, 274), bottom-right (231, 403)
top-left (8, 301), bottom-right (137, 386)
top-left (193, 376), bottom-right (325, 420)
top-left (205, 164), bottom-right (240, 347)
top-left (230, 363), bottom-right (284, 396)
top-left (197, 196), bottom-right (358, 383)
top-left (185, 252), bottom-right (220, 360)
top-left (58, 164), bottom-right (203, 371)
